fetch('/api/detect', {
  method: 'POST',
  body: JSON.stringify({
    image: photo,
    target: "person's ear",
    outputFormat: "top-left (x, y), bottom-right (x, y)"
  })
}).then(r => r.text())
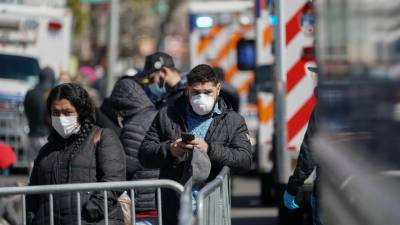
top-left (160, 67), bottom-right (168, 78)
top-left (216, 82), bottom-right (222, 95)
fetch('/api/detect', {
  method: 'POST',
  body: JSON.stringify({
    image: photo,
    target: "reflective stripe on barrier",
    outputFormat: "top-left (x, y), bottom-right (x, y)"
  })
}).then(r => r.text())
top-left (0, 179), bottom-right (184, 225)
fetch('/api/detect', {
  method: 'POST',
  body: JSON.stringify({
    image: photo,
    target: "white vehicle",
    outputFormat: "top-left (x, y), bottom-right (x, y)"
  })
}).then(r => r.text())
top-left (0, 2), bottom-right (72, 169)
top-left (0, 3), bottom-right (72, 76)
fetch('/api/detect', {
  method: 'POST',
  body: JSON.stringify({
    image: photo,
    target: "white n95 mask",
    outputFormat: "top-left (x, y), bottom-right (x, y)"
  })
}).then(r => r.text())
top-left (190, 93), bottom-right (215, 116)
top-left (51, 116), bottom-right (80, 139)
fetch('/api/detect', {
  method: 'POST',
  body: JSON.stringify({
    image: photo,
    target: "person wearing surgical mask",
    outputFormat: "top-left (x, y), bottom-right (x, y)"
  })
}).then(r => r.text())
top-left (141, 52), bottom-right (185, 109)
top-left (139, 64), bottom-right (252, 225)
top-left (27, 83), bottom-right (126, 225)
top-left (109, 75), bottom-right (159, 225)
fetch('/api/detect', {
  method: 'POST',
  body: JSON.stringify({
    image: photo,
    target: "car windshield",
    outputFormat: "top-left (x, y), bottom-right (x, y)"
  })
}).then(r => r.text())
top-left (0, 54), bottom-right (40, 81)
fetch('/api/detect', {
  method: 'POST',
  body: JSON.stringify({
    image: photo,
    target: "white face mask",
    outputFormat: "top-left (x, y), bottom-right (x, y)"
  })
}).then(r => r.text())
top-left (51, 116), bottom-right (80, 139)
top-left (190, 93), bottom-right (215, 116)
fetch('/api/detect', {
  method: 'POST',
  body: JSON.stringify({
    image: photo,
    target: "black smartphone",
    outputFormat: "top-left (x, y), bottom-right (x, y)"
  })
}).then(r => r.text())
top-left (181, 132), bottom-right (195, 143)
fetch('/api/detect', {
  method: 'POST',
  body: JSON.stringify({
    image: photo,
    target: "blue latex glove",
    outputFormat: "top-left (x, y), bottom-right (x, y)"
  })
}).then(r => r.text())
top-left (283, 190), bottom-right (299, 210)
top-left (310, 194), bottom-right (316, 209)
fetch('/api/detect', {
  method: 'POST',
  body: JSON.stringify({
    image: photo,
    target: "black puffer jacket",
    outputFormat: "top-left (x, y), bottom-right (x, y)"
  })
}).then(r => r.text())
top-left (110, 76), bottom-right (159, 212)
top-left (287, 107), bottom-right (319, 196)
top-left (26, 126), bottom-right (126, 225)
top-left (96, 98), bottom-right (121, 136)
top-left (139, 96), bottom-right (253, 225)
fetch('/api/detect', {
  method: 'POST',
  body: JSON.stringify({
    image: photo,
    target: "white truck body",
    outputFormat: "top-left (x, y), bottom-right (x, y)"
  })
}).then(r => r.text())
top-left (0, 3), bottom-right (72, 76)
top-left (0, 2), bottom-right (72, 168)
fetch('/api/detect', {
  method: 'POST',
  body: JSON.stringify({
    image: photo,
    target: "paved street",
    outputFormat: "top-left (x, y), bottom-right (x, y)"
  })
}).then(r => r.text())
top-left (231, 176), bottom-right (278, 225)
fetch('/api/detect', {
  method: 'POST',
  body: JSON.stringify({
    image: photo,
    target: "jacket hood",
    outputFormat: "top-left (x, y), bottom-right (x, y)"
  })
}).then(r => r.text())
top-left (39, 67), bottom-right (55, 86)
top-left (110, 76), bottom-right (155, 117)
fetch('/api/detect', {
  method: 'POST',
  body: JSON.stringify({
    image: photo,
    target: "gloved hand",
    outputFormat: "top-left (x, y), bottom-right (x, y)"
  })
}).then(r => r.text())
top-left (310, 194), bottom-right (316, 209)
top-left (283, 190), bottom-right (299, 210)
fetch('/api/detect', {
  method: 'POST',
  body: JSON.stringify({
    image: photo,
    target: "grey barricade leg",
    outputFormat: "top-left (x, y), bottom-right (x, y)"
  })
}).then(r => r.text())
top-left (49, 193), bottom-right (54, 225)
top-left (158, 188), bottom-right (162, 225)
top-left (218, 185), bottom-right (222, 225)
top-left (130, 189), bottom-right (136, 225)
top-left (104, 191), bottom-right (108, 225)
top-left (22, 195), bottom-right (26, 225)
top-left (77, 192), bottom-right (81, 225)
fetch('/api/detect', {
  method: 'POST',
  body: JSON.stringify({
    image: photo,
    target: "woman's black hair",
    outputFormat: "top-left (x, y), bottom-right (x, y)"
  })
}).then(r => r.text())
top-left (47, 82), bottom-right (95, 124)
top-left (47, 83), bottom-right (96, 165)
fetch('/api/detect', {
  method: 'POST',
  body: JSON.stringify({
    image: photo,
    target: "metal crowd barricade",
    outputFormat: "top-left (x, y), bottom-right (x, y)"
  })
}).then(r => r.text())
top-left (0, 179), bottom-right (184, 225)
top-left (196, 167), bottom-right (231, 225)
top-left (178, 178), bottom-right (193, 225)
top-left (0, 110), bottom-right (29, 167)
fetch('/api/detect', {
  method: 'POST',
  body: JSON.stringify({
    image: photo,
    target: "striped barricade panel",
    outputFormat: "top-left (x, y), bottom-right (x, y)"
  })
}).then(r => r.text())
top-left (257, 92), bottom-right (274, 172)
top-left (285, 1), bottom-right (317, 162)
top-left (256, 0), bottom-right (274, 65)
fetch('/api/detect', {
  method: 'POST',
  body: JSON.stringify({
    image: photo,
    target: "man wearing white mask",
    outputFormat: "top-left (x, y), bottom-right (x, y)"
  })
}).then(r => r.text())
top-left (139, 64), bottom-right (253, 225)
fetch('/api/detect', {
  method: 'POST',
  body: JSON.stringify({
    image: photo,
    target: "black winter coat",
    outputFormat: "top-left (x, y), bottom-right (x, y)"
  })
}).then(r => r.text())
top-left (95, 98), bottom-right (121, 136)
top-left (139, 96), bottom-right (253, 225)
top-left (27, 126), bottom-right (126, 225)
top-left (24, 68), bottom-right (55, 137)
top-left (287, 107), bottom-right (319, 196)
top-left (110, 76), bottom-right (159, 212)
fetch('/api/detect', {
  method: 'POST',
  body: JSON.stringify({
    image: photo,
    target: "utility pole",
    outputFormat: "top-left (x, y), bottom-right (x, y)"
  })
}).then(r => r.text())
top-left (274, 0), bottom-right (290, 184)
top-left (105, 0), bottom-right (119, 96)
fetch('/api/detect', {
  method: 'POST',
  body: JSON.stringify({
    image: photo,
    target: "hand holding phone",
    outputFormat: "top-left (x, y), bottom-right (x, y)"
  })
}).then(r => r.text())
top-left (169, 133), bottom-right (195, 158)
top-left (181, 132), bottom-right (195, 143)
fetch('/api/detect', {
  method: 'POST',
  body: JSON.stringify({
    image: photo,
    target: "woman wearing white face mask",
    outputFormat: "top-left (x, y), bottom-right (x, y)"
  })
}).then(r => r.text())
top-left (26, 83), bottom-right (126, 225)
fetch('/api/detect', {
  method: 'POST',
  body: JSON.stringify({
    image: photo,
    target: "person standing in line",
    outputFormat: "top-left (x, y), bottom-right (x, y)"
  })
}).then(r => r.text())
top-left (140, 52), bottom-right (186, 109)
top-left (110, 76), bottom-right (159, 225)
top-left (27, 83), bottom-right (126, 225)
top-left (139, 64), bottom-right (253, 225)
top-left (141, 53), bottom-right (241, 114)
top-left (24, 67), bottom-right (56, 169)
top-left (283, 67), bottom-right (322, 225)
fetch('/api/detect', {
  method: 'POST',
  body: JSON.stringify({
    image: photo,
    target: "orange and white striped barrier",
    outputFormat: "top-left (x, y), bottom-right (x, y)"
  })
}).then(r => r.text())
top-left (257, 92), bottom-right (274, 172)
top-left (189, 9), bottom-right (256, 113)
top-left (255, 0), bottom-right (274, 65)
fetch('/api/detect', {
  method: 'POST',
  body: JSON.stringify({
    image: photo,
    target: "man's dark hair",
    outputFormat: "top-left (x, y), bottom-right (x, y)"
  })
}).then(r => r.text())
top-left (213, 67), bottom-right (225, 82)
top-left (187, 64), bottom-right (219, 86)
